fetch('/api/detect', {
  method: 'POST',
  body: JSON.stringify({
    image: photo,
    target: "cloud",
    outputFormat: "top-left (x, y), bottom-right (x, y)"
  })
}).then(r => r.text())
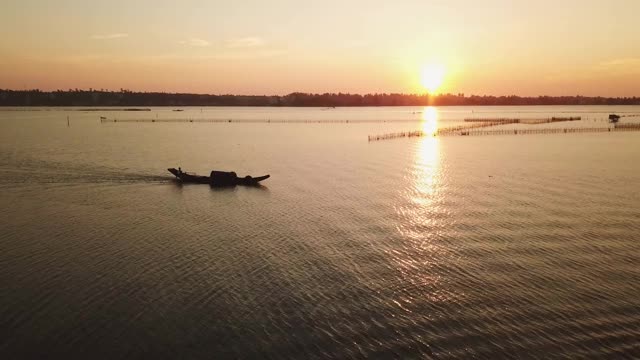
top-left (91, 33), bottom-right (129, 40)
top-left (179, 38), bottom-right (211, 47)
top-left (149, 49), bottom-right (286, 61)
top-left (598, 58), bottom-right (640, 73)
top-left (542, 58), bottom-right (640, 84)
top-left (600, 58), bottom-right (640, 67)
top-left (225, 37), bottom-right (265, 48)
top-left (204, 49), bottom-right (286, 60)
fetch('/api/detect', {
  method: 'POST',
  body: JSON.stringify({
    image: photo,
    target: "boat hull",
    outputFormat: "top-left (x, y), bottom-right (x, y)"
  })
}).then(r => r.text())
top-left (168, 168), bottom-right (269, 186)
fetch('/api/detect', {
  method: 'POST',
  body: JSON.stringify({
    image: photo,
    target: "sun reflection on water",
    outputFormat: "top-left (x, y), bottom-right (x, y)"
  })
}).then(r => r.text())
top-left (413, 135), bottom-right (440, 206)
top-left (422, 106), bottom-right (439, 136)
top-left (394, 135), bottom-right (442, 238)
top-left (390, 135), bottom-right (453, 305)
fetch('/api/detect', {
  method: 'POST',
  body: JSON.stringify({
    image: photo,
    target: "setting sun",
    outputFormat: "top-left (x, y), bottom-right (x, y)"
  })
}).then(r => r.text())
top-left (420, 64), bottom-right (446, 93)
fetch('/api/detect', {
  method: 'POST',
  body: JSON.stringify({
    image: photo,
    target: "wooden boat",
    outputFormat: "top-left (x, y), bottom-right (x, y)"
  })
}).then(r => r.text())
top-left (609, 114), bottom-right (620, 123)
top-left (168, 168), bottom-right (270, 186)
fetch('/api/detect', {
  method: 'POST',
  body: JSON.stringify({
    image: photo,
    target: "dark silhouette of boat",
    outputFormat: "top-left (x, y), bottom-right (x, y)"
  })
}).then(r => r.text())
top-left (609, 114), bottom-right (620, 123)
top-left (168, 168), bottom-right (270, 186)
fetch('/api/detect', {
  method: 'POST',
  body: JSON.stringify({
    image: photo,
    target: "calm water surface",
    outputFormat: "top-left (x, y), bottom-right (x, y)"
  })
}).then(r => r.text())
top-left (1, 106), bottom-right (639, 358)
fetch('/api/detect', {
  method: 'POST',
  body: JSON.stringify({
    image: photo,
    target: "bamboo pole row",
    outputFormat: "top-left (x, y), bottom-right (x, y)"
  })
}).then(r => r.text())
top-left (464, 116), bottom-right (581, 124)
top-left (367, 123), bottom-right (640, 141)
top-left (99, 118), bottom-right (432, 124)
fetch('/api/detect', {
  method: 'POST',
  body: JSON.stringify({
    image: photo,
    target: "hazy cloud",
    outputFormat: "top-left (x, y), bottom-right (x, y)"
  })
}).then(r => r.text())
top-left (596, 58), bottom-right (640, 75)
top-left (121, 50), bottom-right (287, 64)
top-left (180, 38), bottom-right (211, 47)
top-left (600, 58), bottom-right (640, 67)
top-left (205, 49), bottom-right (286, 60)
top-left (91, 33), bottom-right (129, 40)
top-left (225, 37), bottom-right (265, 48)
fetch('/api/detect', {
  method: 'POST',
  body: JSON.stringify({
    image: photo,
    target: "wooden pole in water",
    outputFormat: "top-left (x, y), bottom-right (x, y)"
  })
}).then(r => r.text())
top-left (67, 116), bottom-right (70, 127)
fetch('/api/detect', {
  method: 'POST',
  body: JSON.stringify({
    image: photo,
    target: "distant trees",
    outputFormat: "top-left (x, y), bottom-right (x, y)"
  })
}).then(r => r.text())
top-left (0, 89), bottom-right (639, 107)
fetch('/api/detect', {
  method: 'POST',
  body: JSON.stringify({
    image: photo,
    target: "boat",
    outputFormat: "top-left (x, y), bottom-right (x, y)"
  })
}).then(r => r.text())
top-left (609, 114), bottom-right (620, 123)
top-left (168, 168), bottom-right (270, 186)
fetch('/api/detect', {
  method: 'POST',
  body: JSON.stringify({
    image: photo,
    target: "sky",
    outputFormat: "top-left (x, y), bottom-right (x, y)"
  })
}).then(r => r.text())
top-left (1, 0), bottom-right (639, 96)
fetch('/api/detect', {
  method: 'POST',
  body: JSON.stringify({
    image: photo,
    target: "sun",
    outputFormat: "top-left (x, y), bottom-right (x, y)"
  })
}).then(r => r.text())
top-left (420, 64), bottom-right (446, 93)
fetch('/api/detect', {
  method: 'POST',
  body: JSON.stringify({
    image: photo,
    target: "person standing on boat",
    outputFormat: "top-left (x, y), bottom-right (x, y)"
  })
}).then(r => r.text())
top-left (178, 167), bottom-right (182, 175)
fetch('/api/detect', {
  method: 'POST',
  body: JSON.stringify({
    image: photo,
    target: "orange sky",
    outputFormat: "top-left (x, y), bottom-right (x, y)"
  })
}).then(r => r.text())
top-left (1, 0), bottom-right (639, 96)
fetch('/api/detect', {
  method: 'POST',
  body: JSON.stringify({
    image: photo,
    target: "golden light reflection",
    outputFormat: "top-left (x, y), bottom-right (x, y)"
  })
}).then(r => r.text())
top-left (413, 136), bottom-right (440, 206)
top-left (394, 134), bottom-right (442, 237)
top-left (390, 135), bottom-right (444, 301)
top-left (421, 106), bottom-right (439, 136)
top-left (389, 134), bottom-right (451, 304)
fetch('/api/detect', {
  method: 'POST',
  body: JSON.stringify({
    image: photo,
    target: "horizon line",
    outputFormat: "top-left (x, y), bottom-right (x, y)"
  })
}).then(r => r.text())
top-left (2, 88), bottom-right (639, 99)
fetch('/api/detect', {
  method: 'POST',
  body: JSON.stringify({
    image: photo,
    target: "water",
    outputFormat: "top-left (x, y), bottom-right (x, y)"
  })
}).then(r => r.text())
top-left (1, 106), bottom-right (639, 358)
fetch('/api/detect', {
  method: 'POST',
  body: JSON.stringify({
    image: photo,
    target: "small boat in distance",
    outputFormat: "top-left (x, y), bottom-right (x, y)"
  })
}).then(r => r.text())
top-left (168, 168), bottom-right (270, 187)
top-left (609, 114), bottom-right (620, 123)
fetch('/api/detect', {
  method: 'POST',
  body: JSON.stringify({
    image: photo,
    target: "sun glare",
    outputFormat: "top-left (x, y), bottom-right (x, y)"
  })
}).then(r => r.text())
top-left (420, 64), bottom-right (445, 93)
top-left (422, 106), bottom-right (439, 136)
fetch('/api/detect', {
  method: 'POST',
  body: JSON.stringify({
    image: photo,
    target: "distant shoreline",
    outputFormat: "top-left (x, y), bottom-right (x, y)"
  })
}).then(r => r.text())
top-left (2, 89), bottom-right (639, 107)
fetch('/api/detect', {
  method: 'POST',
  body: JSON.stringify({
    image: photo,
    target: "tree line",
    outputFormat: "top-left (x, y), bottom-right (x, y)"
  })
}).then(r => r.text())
top-left (1, 89), bottom-right (639, 106)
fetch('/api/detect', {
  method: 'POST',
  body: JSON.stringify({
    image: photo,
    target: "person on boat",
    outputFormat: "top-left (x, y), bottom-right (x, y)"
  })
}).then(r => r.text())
top-left (178, 167), bottom-right (182, 175)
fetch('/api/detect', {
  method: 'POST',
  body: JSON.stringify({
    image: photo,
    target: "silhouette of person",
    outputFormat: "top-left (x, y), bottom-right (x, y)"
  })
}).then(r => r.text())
top-left (178, 167), bottom-right (182, 175)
